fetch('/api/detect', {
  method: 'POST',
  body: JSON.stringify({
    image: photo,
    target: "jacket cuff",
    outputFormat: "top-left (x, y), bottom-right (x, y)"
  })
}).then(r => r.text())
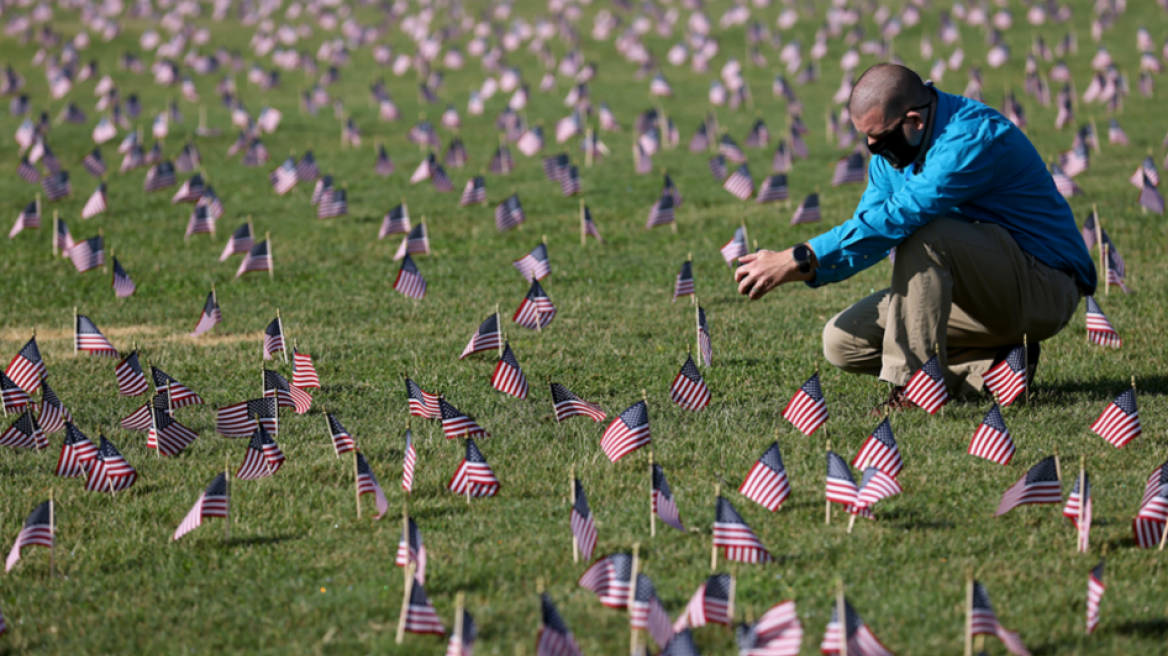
top-left (805, 232), bottom-right (843, 287)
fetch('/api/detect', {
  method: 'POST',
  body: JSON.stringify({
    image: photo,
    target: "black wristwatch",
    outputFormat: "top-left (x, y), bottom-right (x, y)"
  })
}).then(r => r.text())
top-left (792, 243), bottom-right (813, 274)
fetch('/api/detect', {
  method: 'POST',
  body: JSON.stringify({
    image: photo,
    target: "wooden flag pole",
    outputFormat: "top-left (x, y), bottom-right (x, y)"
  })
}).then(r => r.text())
top-left (401, 503), bottom-right (410, 582)
top-left (847, 509), bottom-right (857, 534)
top-left (248, 215), bottom-right (255, 246)
top-left (570, 464), bottom-right (579, 563)
top-left (693, 295), bottom-right (701, 359)
top-left (711, 483), bottom-right (720, 571)
top-left (266, 231), bottom-right (274, 280)
top-left (211, 284), bottom-right (218, 335)
top-left (1103, 243), bottom-right (1109, 295)
top-left (1093, 204), bottom-right (1103, 279)
top-left (1078, 455), bottom-right (1086, 553)
top-left (1053, 446), bottom-right (1062, 483)
top-left (395, 562), bottom-right (417, 644)
top-left (324, 411), bottom-right (336, 458)
top-left (727, 570), bottom-right (737, 624)
top-left (48, 489), bottom-right (55, 579)
top-left (1159, 505), bottom-right (1168, 551)
top-left (277, 308), bottom-right (287, 363)
top-left (649, 448), bottom-right (656, 538)
top-left (465, 430), bottom-right (472, 505)
top-left (628, 543), bottom-right (641, 656)
top-left (963, 576), bottom-right (973, 656)
top-left (836, 579), bottom-right (848, 656)
top-left (825, 439), bottom-right (833, 525)
top-left (52, 210), bottom-right (58, 256)
top-left (225, 454), bottom-right (231, 543)
top-left (453, 592), bottom-right (466, 651)
top-left (73, 306), bottom-right (78, 355)
top-left (495, 304), bottom-right (504, 360)
top-left (353, 448), bottom-right (362, 520)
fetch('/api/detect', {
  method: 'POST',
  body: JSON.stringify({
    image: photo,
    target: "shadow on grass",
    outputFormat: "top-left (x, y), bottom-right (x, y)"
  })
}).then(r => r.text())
top-left (1114, 618), bottom-right (1168, 638)
top-left (882, 507), bottom-right (955, 531)
top-left (227, 533), bottom-right (303, 548)
top-left (1038, 375), bottom-right (1168, 401)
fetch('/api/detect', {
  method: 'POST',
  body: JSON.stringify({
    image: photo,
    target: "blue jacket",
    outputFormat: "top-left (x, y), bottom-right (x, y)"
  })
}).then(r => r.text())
top-left (807, 90), bottom-right (1096, 295)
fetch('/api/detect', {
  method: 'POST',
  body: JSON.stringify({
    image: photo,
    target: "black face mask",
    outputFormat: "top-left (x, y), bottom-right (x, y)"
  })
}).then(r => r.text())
top-left (866, 102), bottom-right (932, 170)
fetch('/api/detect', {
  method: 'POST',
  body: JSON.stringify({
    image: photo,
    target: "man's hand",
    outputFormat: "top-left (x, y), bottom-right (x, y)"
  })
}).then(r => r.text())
top-left (734, 247), bottom-right (817, 299)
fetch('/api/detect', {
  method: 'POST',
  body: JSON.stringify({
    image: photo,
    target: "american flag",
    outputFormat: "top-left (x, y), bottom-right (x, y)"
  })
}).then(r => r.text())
top-left (537, 593), bottom-right (583, 656)
top-left (652, 463), bottom-right (684, 531)
top-left (460, 314), bottom-right (502, 360)
top-left (115, 351), bottom-right (149, 397)
top-left (393, 254), bottom-right (427, 299)
top-left (826, 451), bottom-right (860, 508)
top-left (0, 411), bottom-right (44, 450)
top-left (735, 600), bottom-right (803, 656)
top-left (513, 244), bottom-right (550, 282)
top-left (36, 379), bottom-right (70, 435)
top-left (675, 574), bottom-right (732, 631)
top-left (153, 366), bottom-right (203, 408)
top-left (172, 173), bottom-right (205, 203)
top-left (0, 373), bottom-right (30, 414)
top-left (429, 160), bottom-right (454, 193)
top-left (649, 72), bottom-right (673, 96)
top-left (542, 154), bottom-right (570, 181)
top-left (439, 397), bottom-right (487, 438)
top-left (144, 161), bottom-right (177, 192)
top-left (1050, 163), bottom-right (1082, 198)
top-left (56, 423), bottom-right (98, 477)
top-left (746, 119), bottom-right (770, 148)
top-left (720, 133), bottom-right (746, 163)
top-left (18, 157), bottom-right (40, 183)
top-left (820, 597), bottom-right (894, 656)
top-left (756, 174), bottom-right (790, 204)
top-left (196, 186), bottom-right (224, 220)
top-left (559, 165), bottom-right (582, 196)
top-left (1090, 387), bottom-right (1140, 448)
top-left (782, 373), bottom-right (828, 436)
top-left (406, 378), bottom-right (441, 419)
top-left (488, 145), bottom-right (514, 174)
top-left (660, 629), bottom-right (700, 656)
top-left (739, 442), bottom-right (791, 511)
top-left (969, 404), bottom-right (1016, 465)
top-left (517, 125), bottom-right (545, 157)
top-left (791, 193), bottom-right (821, 225)
top-left (697, 307), bottom-right (712, 366)
top-left (447, 438), bottom-right (500, 497)
top-left (311, 177), bottom-right (333, 205)
top-left (720, 226), bottom-right (749, 265)
top-left (714, 495), bottom-right (772, 563)
top-left (402, 428), bottom-right (417, 492)
top-left (407, 120), bottom-right (438, 146)
top-left (995, 456), bottom-right (1062, 516)
top-left (1138, 171), bottom-right (1165, 214)
top-left (395, 516), bottom-right (427, 582)
top-left (673, 261), bottom-right (694, 301)
top-left (402, 577), bottom-right (446, 636)
top-left (69, 235), bottom-right (105, 273)
top-left (1134, 484), bottom-right (1168, 549)
top-left (772, 140), bottom-right (792, 173)
top-left (264, 369), bottom-right (312, 414)
top-left (379, 203), bottom-right (410, 238)
top-left (236, 239), bottom-right (272, 277)
top-left (1086, 560), bottom-right (1105, 634)
top-left (460, 177), bottom-right (487, 206)
top-left (175, 142), bottom-right (200, 172)
top-left (190, 291), bottom-right (221, 336)
top-left (513, 280), bottom-right (557, 330)
top-left (9, 200), bottom-right (40, 238)
top-left (570, 478), bottom-right (598, 561)
top-left (75, 314), bottom-right (116, 356)
top-left (631, 573), bottom-right (674, 648)
top-left (1063, 470), bottom-right (1092, 552)
top-left (263, 317), bottom-right (285, 360)
top-left (355, 451), bottom-right (389, 519)
top-left (491, 343), bottom-right (529, 400)
top-left (662, 173), bottom-right (683, 207)
top-left (1085, 297), bottom-right (1120, 347)
top-left (5, 337), bottom-right (44, 393)
top-left (269, 157), bottom-right (299, 195)
top-left (904, 355), bottom-right (949, 414)
top-left (40, 171), bottom-right (71, 202)
top-left (325, 413), bottom-right (356, 455)
top-left (92, 117), bottom-right (117, 144)
top-left (670, 354), bottom-right (711, 411)
top-left (689, 121), bottom-right (710, 152)
top-left (634, 141), bottom-right (654, 174)
top-left (970, 582), bottom-right (1031, 656)
top-left (983, 345), bottom-right (1027, 407)
top-left (241, 139), bottom-right (271, 167)
top-left (1108, 119), bottom-right (1128, 145)
top-left (291, 348), bottom-right (320, 389)
top-left (547, 382), bottom-right (604, 423)
top-left (235, 424), bottom-right (284, 480)
top-left (111, 257), bottom-right (135, 298)
top-left (1128, 156), bottom-right (1159, 188)
top-left (444, 138), bottom-right (468, 169)
top-left (4, 501), bottom-right (52, 572)
top-left (216, 397), bottom-right (278, 437)
top-left (581, 205), bottom-right (603, 242)
top-left (445, 608), bottom-right (476, 656)
top-left (599, 103), bottom-right (620, 131)
top-left (173, 473), bottom-right (228, 541)
top-left (578, 553), bottom-right (634, 608)
top-left (853, 467), bottom-right (902, 512)
top-left (56, 216), bottom-right (74, 253)
top-left (852, 419), bottom-right (903, 478)
top-left (601, 400), bottom-right (651, 463)
top-left (295, 151), bottom-right (320, 182)
top-left (147, 406), bottom-right (198, 456)
top-left (724, 164), bottom-right (755, 200)
top-left (832, 152), bottom-right (868, 186)
top-left (318, 188), bottom-right (348, 219)
top-left (85, 436), bottom-right (138, 492)
top-left (220, 223), bottom-right (254, 262)
top-left (120, 393), bottom-right (167, 432)
top-left (1059, 143), bottom-right (1089, 178)
top-left (646, 193), bottom-right (675, 229)
top-left (495, 194), bottom-right (526, 232)
top-left (374, 145), bottom-right (395, 176)
top-left (708, 154), bottom-right (729, 181)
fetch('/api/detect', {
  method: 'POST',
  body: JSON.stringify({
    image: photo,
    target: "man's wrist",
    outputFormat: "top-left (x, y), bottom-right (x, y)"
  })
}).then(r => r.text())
top-left (791, 243), bottom-right (817, 274)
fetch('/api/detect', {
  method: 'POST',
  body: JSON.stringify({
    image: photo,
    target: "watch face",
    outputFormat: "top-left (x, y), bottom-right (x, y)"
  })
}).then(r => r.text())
top-left (793, 244), bottom-right (809, 262)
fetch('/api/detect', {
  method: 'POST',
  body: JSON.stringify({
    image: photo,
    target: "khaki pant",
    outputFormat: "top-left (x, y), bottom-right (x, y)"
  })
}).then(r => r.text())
top-left (822, 217), bottom-right (1082, 395)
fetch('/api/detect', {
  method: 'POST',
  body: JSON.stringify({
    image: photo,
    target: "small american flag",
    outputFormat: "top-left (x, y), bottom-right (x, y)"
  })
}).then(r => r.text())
top-left (402, 427), bottom-right (417, 492)
top-left (904, 355), bottom-right (949, 414)
top-left (599, 102), bottom-right (620, 131)
top-left (1107, 118), bottom-right (1128, 145)
top-left (714, 495), bottom-right (772, 563)
top-left (689, 121), bottom-right (710, 152)
top-left (719, 133), bottom-right (746, 163)
top-left (649, 72), bottom-right (673, 96)
top-left (196, 186), bottom-right (224, 219)
top-left (0, 373), bottom-right (30, 414)
top-left (175, 142), bottom-right (201, 172)
top-left (235, 424), bottom-right (284, 480)
top-left (317, 188), bottom-right (348, 219)
top-left (488, 145), bottom-right (514, 174)
top-left (578, 553), bottom-right (634, 608)
top-left (490, 343), bottom-right (529, 400)
top-left (559, 165), bottom-right (582, 196)
top-left (782, 373), bottom-right (828, 436)
top-left (69, 235), bottom-right (105, 273)
top-left (430, 160), bottom-right (454, 193)
top-left (1084, 297), bottom-right (1120, 347)
top-left (697, 307), bottom-right (712, 366)
top-left (772, 140), bottom-right (792, 173)
top-left (673, 261), bottom-right (694, 301)
top-left (325, 413), bottom-right (356, 455)
top-left (1090, 387), bottom-right (1140, 448)
top-left (56, 216), bottom-right (74, 253)
top-left (459, 176), bottom-right (487, 206)
top-left (85, 436), bottom-right (137, 492)
top-left (513, 280), bottom-right (557, 330)
top-left (75, 314), bottom-right (116, 356)
top-left (111, 257), bottom-right (135, 297)
top-left (445, 608), bottom-right (476, 656)
top-left (724, 164), bottom-right (754, 200)
top-left (81, 148), bottom-right (106, 177)
top-left (56, 423), bottom-right (98, 477)
top-left (295, 151), bottom-right (320, 182)
top-left (263, 317), bottom-right (285, 360)
top-left (393, 254), bottom-right (427, 299)
top-left (40, 171), bottom-right (71, 202)
top-left (143, 161), bottom-right (177, 192)
top-left (983, 346), bottom-right (1027, 406)
top-left (406, 378), bottom-right (440, 419)
top-left (646, 193), bottom-right (675, 229)
top-left (18, 157), bottom-right (40, 184)
top-left (660, 629), bottom-right (700, 656)
top-left (1139, 171), bottom-right (1165, 214)
top-left (379, 203), bottom-right (410, 238)
top-left (1134, 484), bottom-right (1168, 548)
top-left (92, 117), bottom-right (117, 144)
top-left (820, 597), bottom-right (894, 656)
top-left (153, 367), bottom-right (203, 408)
top-left (448, 438), bottom-right (500, 497)
top-left (740, 442), bottom-right (790, 511)
top-left (601, 400), bottom-right (651, 463)
top-left (173, 473), bottom-right (228, 541)
top-left (172, 173), bottom-right (205, 203)
top-left (735, 600), bottom-right (803, 656)
top-left (675, 574), bottom-right (732, 631)
top-left (115, 351), bottom-right (149, 397)
top-left (995, 456), bottom-right (1062, 516)
top-left (1128, 156), bottom-right (1159, 188)
top-left (4, 501), bottom-right (52, 572)
top-left (36, 379), bottom-right (70, 434)
top-left (5, 337), bottom-right (44, 393)
top-left (542, 154), bottom-right (570, 181)
top-left (652, 463), bottom-right (684, 531)
top-left (220, 223), bottom-right (254, 262)
top-left (708, 154), bottom-right (729, 181)
top-left (570, 478), bottom-right (598, 561)
top-left (292, 348), bottom-right (320, 389)
top-left (969, 404), bottom-right (1015, 465)
top-left (216, 397), bottom-right (278, 437)
top-left (634, 141), bottom-right (655, 174)
top-left (745, 119), bottom-right (770, 148)
top-left (517, 125), bottom-right (545, 157)
top-left (439, 397), bottom-right (487, 438)
top-left (1086, 560), bottom-right (1105, 634)
top-left (970, 581), bottom-right (1030, 656)
top-left (236, 239), bottom-right (272, 277)
top-left (826, 451), bottom-right (860, 508)
top-left (402, 577), bottom-right (445, 636)
top-left (120, 394), bottom-right (166, 432)
top-left (852, 419), bottom-right (903, 478)
top-left (355, 451), bottom-right (389, 519)
top-left (550, 382), bottom-right (606, 423)
top-left (631, 573), bottom-right (674, 648)
top-left (263, 369), bottom-right (312, 414)
top-left (537, 593), bottom-right (583, 656)
top-left (190, 291), bottom-right (221, 336)
top-left (0, 411), bottom-right (44, 450)
top-left (374, 145), bottom-right (395, 176)
top-left (831, 152), bottom-right (868, 186)
top-left (495, 194), bottom-right (526, 232)
top-left (756, 174), bottom-right (790, 204)
top-left (9, 200), bottom-right (40, 238)
top-left (791, 193), bottom-right (821, 225)
top-left (670, 354), bottom-right (710, 411)
top-left (1051, 163), bottom-right (1082, 198)
top-left (513, 243), bottom-right (550, 282)
top-left (1063, 470), bottom-right (1092, 552)
top-left (395, 516), bottom-right (427, 582)
top-left (460, 314), bottom-right (502, 359)
top-left (581, 205), bottom-right (603, 242)
top-left (444, 138), bottom-right (468, 169)
top-left (269, 157), bottom-right (299, 195)
top-left (853, 467), bottom-right (902, 512)
top-left (720, 226), bottom-right (749, 265)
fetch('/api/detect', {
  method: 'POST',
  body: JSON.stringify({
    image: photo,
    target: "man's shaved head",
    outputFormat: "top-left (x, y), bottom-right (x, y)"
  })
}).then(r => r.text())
top-left (848, 64), bottom-right (931, 123)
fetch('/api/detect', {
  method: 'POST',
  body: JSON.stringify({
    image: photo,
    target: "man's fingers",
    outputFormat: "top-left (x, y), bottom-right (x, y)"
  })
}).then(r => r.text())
top-left (733, 264), bottom-right (750, 283)
top-left (738, 252), bottom-right (759, 264)
top-left (737, 270), bottom-right (757, 296)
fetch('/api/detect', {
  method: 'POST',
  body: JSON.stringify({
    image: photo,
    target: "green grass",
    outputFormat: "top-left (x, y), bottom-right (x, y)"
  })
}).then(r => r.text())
top-left (2, 0), bottom-right (1168, 654)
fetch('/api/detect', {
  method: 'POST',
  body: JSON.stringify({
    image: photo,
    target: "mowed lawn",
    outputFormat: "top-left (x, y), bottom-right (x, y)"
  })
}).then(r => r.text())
top-left (2, 0), bottom-right (1168, 654)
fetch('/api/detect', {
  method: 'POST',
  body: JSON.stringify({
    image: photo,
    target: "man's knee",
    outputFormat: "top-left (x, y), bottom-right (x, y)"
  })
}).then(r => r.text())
top-left (822, 312), bottom-right (858, 370)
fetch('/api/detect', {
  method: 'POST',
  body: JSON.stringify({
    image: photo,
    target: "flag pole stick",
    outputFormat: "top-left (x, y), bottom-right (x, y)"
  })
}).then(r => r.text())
top-left (73, 306), bottom-right (77, 354)
top-left (836, 579), bottom-right (848, 656)
top-left (1078, 455), bottom-right (1086, 553)
top-left (453, 591), bottom-right (465, 651)
top-left (649, 448), bottom-right (656, 538)
top-left (628, 543), bottom-right (640, 656)
top-left (1103, 243), bottom-right (1109, 295)
top-left (401, 503), bottom-right (410, 583)
top-left (711, 483), bottom-right (720, 571)
top-left (570, 463), bottom-right (578, 563)
top-left (150, 385), bottom-right (160, 458)
top-left (466, 430), bottom-right (472, 505)
top-left (266, 231), bottom-right (274, 280)
top-left (1093, 204), bottom-right (1103, 280)
top-left (693, 295), bottom-right (700, 362)
top-left (277, 309), bottom-right (287, 363)
top-left (324, 411), bottom-right (338, 458)
top-left (53, 210), bottom-right (58, 256)
top-left (826, 437), bottom-right (833, 525)
top-left (1053, 446), bottom-right (1062, 483)
top-left (48, 489), bottom-right (55, 579)
top-left (847, 510), bottom-right (857, 534)
top-left (1159, 506), bottom-right (1168, 551)
top-left (395, 562), bottom-right (416, 644)
top-left (353, 448), bottom-right (362, 520)
top-left (963, 575), bottom-right (973, 656)
top-left (225, 454), bottom-right (231, 544)
top-left (495, 304), bottom-right (503, 360)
